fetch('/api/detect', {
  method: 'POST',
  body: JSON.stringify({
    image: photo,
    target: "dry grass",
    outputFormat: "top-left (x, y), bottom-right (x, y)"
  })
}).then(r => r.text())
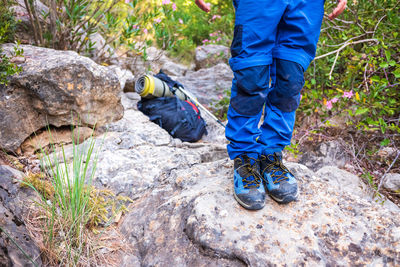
top-left (19, 124), bottom-right (134, 266)
top-left (24, 192), bottom-right (133, 266)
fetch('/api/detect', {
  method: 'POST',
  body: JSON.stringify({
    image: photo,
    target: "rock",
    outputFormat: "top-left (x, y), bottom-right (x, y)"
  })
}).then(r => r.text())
top-left (377, 147), bottom-right (399, 159)
top-left (160, 60), bottom-right (189, 77)
top-left (0, 43), bottom-right (123, 152)
top-left (179, 63), bottom-right (233, 105)
top-left (120, 92), bottom-right (141, 110)
top-left (383, 173), bottom-right (400, 192)
top-left (119, 158), bottom-right (400, 266)
top-left (20, 126), bottom-right (93, 155)
top-left (118, 47), bottom-right (193, 77)
top-left (316, 165), bottom-right (369, 197)
top-left (56, 94), bottom-right (400, 266)
top-left (118, 55), bottom-right (148, 77)
top-left (107, 65), bottom-right (135, 92)
top-left (0, 165), bottom-right (42, 267)
top-left (299, 140), bottom-right (350, 171)
top-left (200, 112), bottom-right (227, 144)
top-left (195, 45), bottom-right (229, 69)
top-left (145, 47), bottom-right (190, 76)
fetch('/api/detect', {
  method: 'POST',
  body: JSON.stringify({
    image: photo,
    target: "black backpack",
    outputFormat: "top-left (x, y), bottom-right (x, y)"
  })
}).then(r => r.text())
top-left (138, 97), bottom-right (207, 142)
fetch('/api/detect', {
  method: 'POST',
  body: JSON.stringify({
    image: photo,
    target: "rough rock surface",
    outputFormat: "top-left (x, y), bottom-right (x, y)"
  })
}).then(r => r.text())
top-left (0, 44), bottom-right (123, 152)
top-left (0, 165), bottom-right (42, 267)
top-left (119, 47), bottom-right (192, 77)
top-left (179, 63), bottom-right (233, 105)
top-left (57, 93), bottom-right (400, 266)
top-left (107, 65), bottom-right (135, 92)
top-left (383, 173), bottom-right (400, 192)
top-left (195, 45), bottom-right (230, 70)
top-left (299, 140), bottom-right (350, 171)
top-left (20, 126), bottom-right (93, 155)
top-left (84, 32), bottom-right (118, 63)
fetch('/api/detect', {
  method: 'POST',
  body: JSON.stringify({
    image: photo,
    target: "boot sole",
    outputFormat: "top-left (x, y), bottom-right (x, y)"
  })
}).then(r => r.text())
top-left (269, 188), bottom-right (299, 204)
top-left (233, 193), bottom-right (265, 210)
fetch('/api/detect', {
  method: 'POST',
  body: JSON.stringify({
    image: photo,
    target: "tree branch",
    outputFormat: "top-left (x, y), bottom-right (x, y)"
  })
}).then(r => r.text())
top-left (314, 38), bottom-right (379, 61)
top-left (377, 151), bottom-right (400, 192)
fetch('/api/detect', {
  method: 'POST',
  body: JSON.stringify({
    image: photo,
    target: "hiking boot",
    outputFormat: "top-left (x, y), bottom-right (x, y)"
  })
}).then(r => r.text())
top-left (260, 152), bottom-right (298, 204)
top-left (233, 153), bottom-right (266, 210)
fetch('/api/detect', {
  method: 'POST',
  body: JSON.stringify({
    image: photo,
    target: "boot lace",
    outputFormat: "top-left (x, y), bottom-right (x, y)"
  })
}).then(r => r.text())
top-left (236, 155), bottom-right (262, 189)
top-left (261, 154), bottom-right (291, 184)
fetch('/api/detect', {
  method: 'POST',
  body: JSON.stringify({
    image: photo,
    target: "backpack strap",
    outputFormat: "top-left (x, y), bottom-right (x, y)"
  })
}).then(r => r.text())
top-left (170, 119), bottom-right (186, 136)
top-left (149, 115), bottom-right (162, 127)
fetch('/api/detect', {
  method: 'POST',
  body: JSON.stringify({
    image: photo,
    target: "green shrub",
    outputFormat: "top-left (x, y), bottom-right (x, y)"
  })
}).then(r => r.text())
top-left (1, 0), bottom-right (22, 85)
top-left (0, 44), bottom-right (23, 85)
top-left (0, 0), bottom-right (17, 44)
top-left (20, 0), bottom-right (156, 59)
top-left (301, 0), bottom-right (400, 135)
top-left (153, 0), bottom-right (234, 63)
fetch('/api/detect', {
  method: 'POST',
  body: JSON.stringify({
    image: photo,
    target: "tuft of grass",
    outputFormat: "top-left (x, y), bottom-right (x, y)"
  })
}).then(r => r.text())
top-left (21, 125), bottom-right (132, 266)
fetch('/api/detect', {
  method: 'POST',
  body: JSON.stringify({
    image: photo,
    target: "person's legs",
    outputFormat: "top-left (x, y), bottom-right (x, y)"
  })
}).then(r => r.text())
top-left (258, 59), bottom-right (304, 154)
top-left (259, 0), bottom-right (325, 153)
top-left (272, 0), bottom-right (325, 71)
top-left (258, 0), bottom-right (325, 203)
top-left (227, 0), bottom-right (288, 160)
top-left (227, 0), bottom-right (289, 209)
top-left (226, 67), bottom-right (269, 159)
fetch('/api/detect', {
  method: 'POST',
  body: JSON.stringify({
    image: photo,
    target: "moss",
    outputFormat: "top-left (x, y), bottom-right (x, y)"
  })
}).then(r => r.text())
top-left (87, 187), bottom-right (133, 229)
top-left (22, 172), bottom-right (55, 200)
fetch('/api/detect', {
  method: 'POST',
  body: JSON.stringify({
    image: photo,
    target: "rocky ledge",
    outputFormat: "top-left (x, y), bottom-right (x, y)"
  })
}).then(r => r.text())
top-left (0, 44), bottom-right (124, 152)
top-left (54, 92), bottom-right (400, 266)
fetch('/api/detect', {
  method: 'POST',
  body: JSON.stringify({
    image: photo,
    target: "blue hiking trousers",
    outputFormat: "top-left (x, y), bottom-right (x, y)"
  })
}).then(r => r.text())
top-left (226, 0), bottom-right (325, 159)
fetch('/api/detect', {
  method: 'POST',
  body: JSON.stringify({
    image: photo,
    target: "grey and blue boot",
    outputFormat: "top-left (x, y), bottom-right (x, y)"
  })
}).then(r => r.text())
top-left (233, 153), bottom-right (266, 210)
top-left (260, 152), bottom-right (298, 204)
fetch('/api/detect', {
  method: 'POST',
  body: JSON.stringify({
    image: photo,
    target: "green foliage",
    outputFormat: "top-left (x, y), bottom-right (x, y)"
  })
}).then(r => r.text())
top-left (21, 0), bottom-right (155, 59)
top-left (0, 0), bottom-right (17, 44)
top-left (211, 88), bottom-right (230, 120)
top-left (0, 43), bottom-right (23, 85)
top-left (300, 0), bottom-right (400, 134)
top-left (284, 141), bottom-right (302, 159)
top-left (153, 0), bottom-right (234, 62)
top-left (37, 126), bottom-right (99, 258)
top-left (0, 0), bottom-right (22, 85)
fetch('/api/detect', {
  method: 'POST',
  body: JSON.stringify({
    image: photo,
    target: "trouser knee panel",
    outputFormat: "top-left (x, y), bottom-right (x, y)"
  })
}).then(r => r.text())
top-left (268, 59), bottom-right (304, 113)
top-left (231, 65), bottom-right (269, 116)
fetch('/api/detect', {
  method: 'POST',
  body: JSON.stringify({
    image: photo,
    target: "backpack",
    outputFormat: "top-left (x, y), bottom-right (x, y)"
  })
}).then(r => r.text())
top-left (138, 97), bottom-right (207, 142)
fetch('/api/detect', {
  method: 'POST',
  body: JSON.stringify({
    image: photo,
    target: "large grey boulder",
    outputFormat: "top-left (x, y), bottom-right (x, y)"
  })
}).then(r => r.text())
top-left (0, 165), bottom-right (42, 267)
top-left (0, 44), bottom-right (123, 152)
top-left (179, 63), bottom-right (233, 106)
top-left (58, 93), bottom-right (399, 266)
top-left (195, 44), bottom-right (230, 69)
